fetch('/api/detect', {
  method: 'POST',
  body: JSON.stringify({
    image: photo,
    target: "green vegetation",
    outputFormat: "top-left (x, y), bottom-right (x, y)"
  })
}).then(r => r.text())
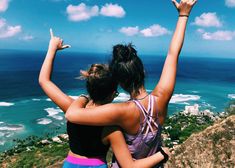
top-left (0, 136), bottom-right (69, 167)
top-left (163, 113), bottom-right (214, 147)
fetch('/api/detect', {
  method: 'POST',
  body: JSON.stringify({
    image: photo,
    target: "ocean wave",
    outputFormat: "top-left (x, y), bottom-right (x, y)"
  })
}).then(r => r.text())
top-left (37, 118), bottom-right (52, 125)
top-left (146, 89), bottom-right (153, 93)
top-left (0, 102), bottom-right (14, 107)
top-left (178, 102), bottom-right (190, 105)
top-left (44, 108), bottom-right (63, 116)
top-left (228, 94), bottom-right (235, 99)
top-left (5, 132), bottom-right (14, 138)
top-left (114, 93), bottom-right (130, 102)
top-left (201, 102), bottom-right (216, 109)
top-left (51, 115), bottom-right (64, 120)
top-left (0, 124), bottom-right (24, 131)
top-left (191, 91), bottom-right (199, 93)
top-left (46, 98), bottom-right (52, 101)
top-left (32, 98), bottom-right (41, 101)
top-left (170, 94), bottom-right (200, 104)
top-left (0, 140), bottom-right (5, 146)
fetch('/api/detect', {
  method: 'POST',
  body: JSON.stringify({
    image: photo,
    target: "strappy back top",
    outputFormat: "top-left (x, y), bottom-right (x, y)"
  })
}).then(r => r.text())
top-left (112, 95), bottom-right (163, 168)
top-left (125, 95), bottom-right (162, 158)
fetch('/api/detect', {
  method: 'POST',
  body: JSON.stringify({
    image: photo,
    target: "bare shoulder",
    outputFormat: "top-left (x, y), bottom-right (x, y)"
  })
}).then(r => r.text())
top-left (110, 101), bottom-right (135, 116)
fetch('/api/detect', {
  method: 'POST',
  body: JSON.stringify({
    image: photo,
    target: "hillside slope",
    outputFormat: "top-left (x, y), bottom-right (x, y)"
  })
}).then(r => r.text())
top-left (166, 115), bottom-right (235, 168)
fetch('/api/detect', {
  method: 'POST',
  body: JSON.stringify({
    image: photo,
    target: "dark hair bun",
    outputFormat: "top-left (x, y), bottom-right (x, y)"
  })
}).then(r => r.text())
top-left (112, 43), bottom-right (137, 63)
top-left (110, 43), bottom-right (145, 94)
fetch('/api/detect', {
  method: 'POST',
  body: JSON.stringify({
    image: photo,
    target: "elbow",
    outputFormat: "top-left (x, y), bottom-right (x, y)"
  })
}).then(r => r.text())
top-left (38, 78), bottom-right (44, 86)
top-left (38, 75), bottom-right (45, 86)
top-left (65, 110), bottom-right (74, 122)
top-left (38, 76), bottom-right (50, 87)
top-left (65, 111), bottom-right (70, 121)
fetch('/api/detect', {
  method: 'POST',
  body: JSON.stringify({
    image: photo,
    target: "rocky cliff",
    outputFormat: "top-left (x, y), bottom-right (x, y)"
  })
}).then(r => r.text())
top-left (166, 115), bottom-right (235, 168)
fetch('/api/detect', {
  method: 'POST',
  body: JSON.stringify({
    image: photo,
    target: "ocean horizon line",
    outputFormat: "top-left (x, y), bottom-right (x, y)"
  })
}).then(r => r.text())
top-left (1, 48), bottom-right (234, 59)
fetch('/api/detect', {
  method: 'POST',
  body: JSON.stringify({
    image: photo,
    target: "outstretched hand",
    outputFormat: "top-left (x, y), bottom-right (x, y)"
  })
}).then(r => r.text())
top-left (48, 28), bottom-right (71, 51)
top-left (172, 0), bottom-right (197, 16)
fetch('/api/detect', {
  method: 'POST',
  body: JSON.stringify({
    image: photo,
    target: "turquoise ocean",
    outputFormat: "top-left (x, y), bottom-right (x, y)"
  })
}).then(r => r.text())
top-left (0, 50), bottom-right (234, 152)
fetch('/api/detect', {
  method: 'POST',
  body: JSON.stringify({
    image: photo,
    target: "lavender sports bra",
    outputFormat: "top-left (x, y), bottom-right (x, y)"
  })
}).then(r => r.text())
top-left (112, 95), bottom-right (163, 168)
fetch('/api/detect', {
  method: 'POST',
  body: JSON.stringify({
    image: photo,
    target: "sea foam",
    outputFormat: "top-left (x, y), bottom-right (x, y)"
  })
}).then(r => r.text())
top-left (228, 94), bottom-right (235, 99)
top-left (114, 93), bottom-right (130, 102)
top-left (0, 140), bottom-right (5, 146)
top-left (51, 115), bottom-right (64, 120)
top-left (170, 94), bottom-right (200, 104)
top-left (0, 124), bottom-right (24, 131)
top-left (44, 108), bottom-right (63, 116)
top-left (32, 98), bottom-right (41, 101)
top-left (46, 98), bottom-right (52, 101)
top-left (37, 118), bottom-right (52, 125)
top-left (0, 102), bottom-right (14, 107)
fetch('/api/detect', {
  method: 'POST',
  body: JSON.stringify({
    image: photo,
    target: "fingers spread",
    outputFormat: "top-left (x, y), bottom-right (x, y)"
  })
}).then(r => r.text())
top-left (190, 0), bottom-right (197, 6)
top-left (172, 0), bottom-right (180, 8)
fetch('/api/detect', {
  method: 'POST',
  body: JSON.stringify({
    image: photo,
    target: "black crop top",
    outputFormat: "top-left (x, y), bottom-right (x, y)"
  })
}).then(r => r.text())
top-left (67, 121), bottom-right (109, 157)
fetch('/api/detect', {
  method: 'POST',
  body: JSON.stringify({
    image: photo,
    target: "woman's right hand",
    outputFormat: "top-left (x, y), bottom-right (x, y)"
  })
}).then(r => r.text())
top-left (172, 0), bottom-right (197, 16)
top-left (48, 28), bottom-right (71, 52)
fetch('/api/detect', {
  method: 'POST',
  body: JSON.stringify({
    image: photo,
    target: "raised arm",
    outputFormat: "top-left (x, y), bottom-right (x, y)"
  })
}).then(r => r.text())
top-left (39, 29), bottom-right (75, 112)
top-left (152, 0), bottom-right (197, 122)
top-left (102, 127), bottom-right (169, 168)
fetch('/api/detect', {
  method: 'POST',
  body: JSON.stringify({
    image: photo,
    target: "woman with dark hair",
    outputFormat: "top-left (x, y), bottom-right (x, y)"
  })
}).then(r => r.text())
top-left (39, 29), bottom-right (169, 168)
top-left (66, 0), bottom-right (197, 167)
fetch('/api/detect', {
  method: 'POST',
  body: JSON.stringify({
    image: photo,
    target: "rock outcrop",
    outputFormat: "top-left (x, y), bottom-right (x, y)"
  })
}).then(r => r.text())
top-left (166, 115), bottom-right (235, 168)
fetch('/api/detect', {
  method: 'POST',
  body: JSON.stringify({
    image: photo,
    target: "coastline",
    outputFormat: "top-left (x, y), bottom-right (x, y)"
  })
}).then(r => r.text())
top-left (1, 103), bottom-right (234, 167)
top-left (0, 91), bottom-right (234, 152)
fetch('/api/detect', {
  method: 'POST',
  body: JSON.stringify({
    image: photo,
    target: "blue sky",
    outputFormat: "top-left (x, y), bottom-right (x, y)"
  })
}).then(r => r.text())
top-left (0, 0), bottom-right (235, 57)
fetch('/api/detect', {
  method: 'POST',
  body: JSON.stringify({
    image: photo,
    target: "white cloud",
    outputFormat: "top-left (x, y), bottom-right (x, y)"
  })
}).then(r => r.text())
top-left (0, 18), bottom-right (21, 38)
top-left (21, 35), bottom-right (34, 41)
top-left (100, 3), bottom-right (125, 18)
top-left (140, 24), bottom-right (171, 37)
top-left (119, 26), bottom-right (139, 36)
top-left (0, 0), bottom-right (9, 12)
top-left (197, 29), bottom-right (235, 41)
top-left (225, 0), bottom-right (235, 7)
top-left (66, 3), bottom-right (99, 22)
top-left (192, 12), bottom-right (222, 27)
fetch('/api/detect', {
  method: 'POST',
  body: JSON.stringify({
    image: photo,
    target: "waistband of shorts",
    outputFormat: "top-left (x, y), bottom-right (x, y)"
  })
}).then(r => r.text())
top-left (66, 155), bottom-right (106, 166)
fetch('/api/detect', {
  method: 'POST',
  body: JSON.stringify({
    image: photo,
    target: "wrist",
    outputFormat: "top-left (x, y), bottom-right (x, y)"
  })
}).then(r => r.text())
top-left (179, 12), bottom-right (190, 16)
top-left (157, 151), bottom-right (165, 160)
top-left (48, 46), bottom-right (57, 53)
top-left (179, 14), bottom-right (189, 18)
top-left (159, 147), bottom-right (169, 163)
